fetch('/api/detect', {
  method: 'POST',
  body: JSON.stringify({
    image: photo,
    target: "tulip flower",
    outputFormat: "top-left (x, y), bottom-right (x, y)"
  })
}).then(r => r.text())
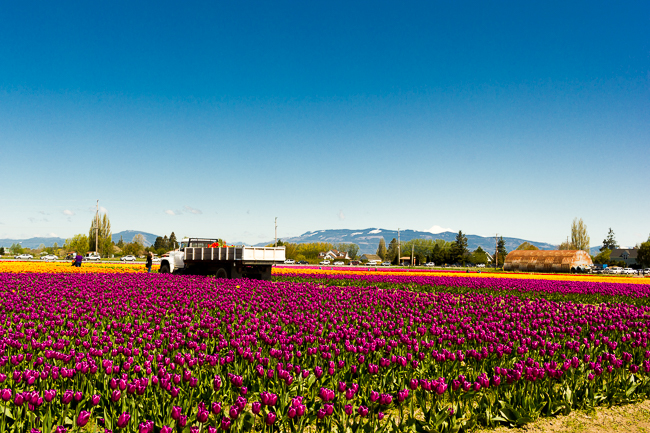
top-left (116, 412), bottom-right (131, 429)
top-left (77, 411), bottom-right (90, 427)
top-left (221, 417), bottom-right (231, 430)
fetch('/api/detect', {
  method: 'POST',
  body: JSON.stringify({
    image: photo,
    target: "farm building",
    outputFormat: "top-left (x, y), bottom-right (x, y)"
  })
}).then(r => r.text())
top-left (504, 250), bottom-right (593, 273)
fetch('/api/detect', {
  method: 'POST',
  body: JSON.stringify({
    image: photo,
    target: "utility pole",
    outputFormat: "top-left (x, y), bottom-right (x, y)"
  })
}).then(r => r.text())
top-left (397, 228), bottom-right (401, 266)
top-left (411, 243), bottom-right (414, 267)
top-left (494, 234), bottom-right (498, 270)
top-left (95, 200), bottom-right (99, 254)
top-left (274, 217), bottom-right (277, 247)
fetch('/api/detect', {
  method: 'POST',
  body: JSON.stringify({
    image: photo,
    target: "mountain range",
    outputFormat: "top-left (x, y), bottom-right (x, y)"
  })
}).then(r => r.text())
top-left (1, 228), bottom-right (603, 255)
top-left (0, 230), bottom-right (160, 249)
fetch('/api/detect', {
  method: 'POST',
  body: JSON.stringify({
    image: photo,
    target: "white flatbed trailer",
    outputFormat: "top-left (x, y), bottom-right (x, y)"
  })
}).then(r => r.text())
top-left (159, 238), bottom-right (285, 280)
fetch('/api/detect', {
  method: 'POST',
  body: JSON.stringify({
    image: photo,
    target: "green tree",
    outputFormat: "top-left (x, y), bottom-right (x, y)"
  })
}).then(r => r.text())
top-left (637, 242), bottom-right (650, 269)
top-left (132, 234), bottom-right (146, 246)
top-left (117, 236), bottom-right (124, 249)
top-left (570, 217), bottom-right (590, 252)
top-left (154, 236), bottom-right (164, 250)
top-left (122, 242), bottom-right (144, 256)
top-left (593, 248), bottom-right (612, 265)
top-left (169, 232), bottom-right (177, 249)
top-left (347, 244), bottom-right (359, 260)
top-left (89, 213), bottom-right (112, 257)
top-left (497, 236), bottom-right (507, 267)
top-left (376, 238), bottom-right (387, 260)
top-left (0, 247), bottom-right (5, 255)
top-left (65, 234), bottom-right (90, 256)
top-left (601, 228), bottom-right (619, 251)
top-left (9, 243), bottom-right (24, 254)
top-left (471, 246), bottom-right (489, 265)
top-left (451, 231), bottom-right (469, 265)
top-left (516, 242), bottom-right (539, 250)
top-left (283, 243), bottom-right (298, 260)
top-left (386, 238), bottom-right (398, 264)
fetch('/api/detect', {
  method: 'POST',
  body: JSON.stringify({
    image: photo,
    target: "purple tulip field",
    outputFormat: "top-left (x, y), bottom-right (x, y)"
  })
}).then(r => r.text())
top-left (2, 272), bottom-right (650, 432)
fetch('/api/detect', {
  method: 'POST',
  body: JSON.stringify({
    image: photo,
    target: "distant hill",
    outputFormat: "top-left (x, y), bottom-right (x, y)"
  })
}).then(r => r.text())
top-left (0, 231), bottom-right (161, 249)
top-left (112, 231), bottom-right (160, 247)
top-left (254, 228), bottom-right (561, 255)
top-left (0, 236), bottom-right (67, 249)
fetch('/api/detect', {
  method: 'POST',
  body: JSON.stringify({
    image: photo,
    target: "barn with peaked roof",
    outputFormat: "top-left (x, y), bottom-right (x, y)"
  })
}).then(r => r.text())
top-left (504, 250), bottom-right (593, 273)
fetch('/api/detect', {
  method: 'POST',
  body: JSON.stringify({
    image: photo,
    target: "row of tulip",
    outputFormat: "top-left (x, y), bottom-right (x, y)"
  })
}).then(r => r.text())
top-left (273, 266), bottom-right (650, 285)
top-left (1, 272), bottom-right (650, 432)
top-left (0, 262), bottom-right (158, 274)
top-left (274, 269), bottom-right (650, 306)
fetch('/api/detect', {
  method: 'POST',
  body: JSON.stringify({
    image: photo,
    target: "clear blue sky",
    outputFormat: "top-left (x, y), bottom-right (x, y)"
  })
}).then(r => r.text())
top-left (1, 0), bottom-right (648, 247)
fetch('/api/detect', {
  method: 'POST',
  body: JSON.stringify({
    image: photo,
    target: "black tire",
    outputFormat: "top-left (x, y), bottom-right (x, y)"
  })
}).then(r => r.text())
top-left (160, 262), bottom-right (170, 274)
top-left (215, 268), bottom-right (228, 279)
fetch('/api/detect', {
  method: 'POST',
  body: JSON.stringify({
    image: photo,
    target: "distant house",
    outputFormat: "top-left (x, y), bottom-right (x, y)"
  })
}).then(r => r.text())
top-left (609, 248), bottom-right (638, 266)
top-left (319, 250), bottom-right (350, 260)
top-left (360, 254), bottom-right (382, 263)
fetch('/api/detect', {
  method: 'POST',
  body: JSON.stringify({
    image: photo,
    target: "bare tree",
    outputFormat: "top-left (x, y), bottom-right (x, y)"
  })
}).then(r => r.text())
top-left (570, 217), bottom-right (590, 252)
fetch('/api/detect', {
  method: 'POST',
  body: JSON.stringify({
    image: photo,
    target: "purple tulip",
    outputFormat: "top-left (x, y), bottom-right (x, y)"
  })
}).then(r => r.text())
top-left (221, 417), bottom-right (231, 430)
top-left (161, 427), bottom-right (173, 433)
top-left (116, 412), bottom-right (131, 429)
top-left (61, 390), bottom-right (73, 405)
top-left (171, 406), bottom-right (182, 420)
top-left (77, 411), bottom-right (90, 427)
top-left (358, 405), bottom-right (369, 417)
top-left (265, 412), bottom-right (276, 425)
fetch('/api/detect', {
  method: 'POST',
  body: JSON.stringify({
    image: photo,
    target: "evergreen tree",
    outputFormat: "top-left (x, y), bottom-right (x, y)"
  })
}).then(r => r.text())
top-left (497, 236), bottom-right (507, 267)
top-left (386, 238), bottom-right (398, 263)
top-left (451, 231), bottom-right (469, 264)
top-left (154, 236), bottom-right (164, 250)
top-left (376, 238), bottom-right (387, 260)
top-left (117, 236), bottom-right (124, 249)
top-left (0, 247), bottom-right (4, 255)
top-left (638, 241), bottom-right (650, 269)
top-left (162, 235), bottom-right (169, 249)
top-left (601, 228), bottom-right (619, 251)
top-left (169, 232), bottom-right (177, 249)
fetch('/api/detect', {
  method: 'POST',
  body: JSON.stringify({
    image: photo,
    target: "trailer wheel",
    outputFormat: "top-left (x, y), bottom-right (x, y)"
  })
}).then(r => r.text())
top-left (215, 267), bottom-right (228, 279)
top-left (160, 263), bottom-right (170, 274)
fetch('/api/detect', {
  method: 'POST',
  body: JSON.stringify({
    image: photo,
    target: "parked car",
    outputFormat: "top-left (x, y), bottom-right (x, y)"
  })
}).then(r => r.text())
top-left (152, 256), bottom-right (161, 263)
top-left (284, 259), bottom-right (296, 264)
top-left (121, 255), bottom-right (137, 262)
top-left (85, 252), bottom-right (101, 261)
top-left (382, 262), bottom-right (391, 266)
top-left (297, 260), bottom-right (308, 265)
top-left (333, 261), bottom-right (344, 265)
top-left (41, 254), bottom-right (58, 261)
top-left (350, 260), bottom-right (360, 266)
top-left (425, 262), bottom-right (435, 267)
top-left (476, 264), bottom-right (486, 268)
top-left (319, 260), bottom-right (330, 265)
top-left (604, 266), bottom-right (623, 274)
top-left (366, 260), bottom-right (380, 266)
top-left (15, 254), bottom-right (33, 260)
top-left (622, 268), bottom-right (636, 275)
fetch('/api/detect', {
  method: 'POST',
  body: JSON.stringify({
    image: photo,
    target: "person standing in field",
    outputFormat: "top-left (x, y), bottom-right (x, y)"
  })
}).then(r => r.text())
top-left (146, 251), bottom-right (153, 273)
top-left (74, 252), bottom-right (83, 267)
